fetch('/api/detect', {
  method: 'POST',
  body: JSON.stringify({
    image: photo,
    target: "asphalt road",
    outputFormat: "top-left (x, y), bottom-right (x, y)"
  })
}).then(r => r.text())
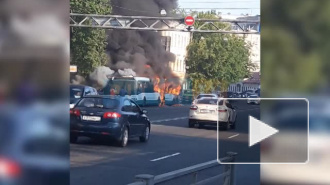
top-left (70, 101), bottom-right (260, 185)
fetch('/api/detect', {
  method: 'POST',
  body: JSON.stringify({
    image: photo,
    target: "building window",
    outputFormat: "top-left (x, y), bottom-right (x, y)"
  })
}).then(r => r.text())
top-left (161, 36), bottom-right (171, 51)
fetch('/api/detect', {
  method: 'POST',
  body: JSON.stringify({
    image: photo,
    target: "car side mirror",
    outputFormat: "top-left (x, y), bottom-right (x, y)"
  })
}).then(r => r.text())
top-left (142, 109), bottom-right (148, 114)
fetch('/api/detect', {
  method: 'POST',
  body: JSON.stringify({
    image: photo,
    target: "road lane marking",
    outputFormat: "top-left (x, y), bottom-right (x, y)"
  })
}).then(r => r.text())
top-left (151, 117), bottom-right (188, 123)
top-left (150, 153), bottom-right (181, 162)
top-left (228, 134), bottom-right (239, 139)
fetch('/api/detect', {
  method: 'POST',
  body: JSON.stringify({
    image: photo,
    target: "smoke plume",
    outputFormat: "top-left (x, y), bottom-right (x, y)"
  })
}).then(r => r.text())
top-left (118, 69), bottom-right (137, 77)
top-left (108, 0), bottom-right (180, 85)
top-left (89, 66), bottom-right (115, 88)
top-left (71, 75), bottom-right (86, 85)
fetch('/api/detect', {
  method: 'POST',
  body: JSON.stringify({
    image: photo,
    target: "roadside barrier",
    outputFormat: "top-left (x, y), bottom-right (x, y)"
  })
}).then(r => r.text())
top-left (127, 152), bottom-right (237, 185)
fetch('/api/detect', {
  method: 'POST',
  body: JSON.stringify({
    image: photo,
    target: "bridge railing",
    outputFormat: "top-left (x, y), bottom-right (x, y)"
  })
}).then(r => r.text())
top-left (127, 152), bottom-right (237, 185)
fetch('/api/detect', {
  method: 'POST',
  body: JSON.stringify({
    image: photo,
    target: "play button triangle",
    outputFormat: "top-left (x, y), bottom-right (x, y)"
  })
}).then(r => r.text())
top-left (249, 116), bottom-right (279, 147)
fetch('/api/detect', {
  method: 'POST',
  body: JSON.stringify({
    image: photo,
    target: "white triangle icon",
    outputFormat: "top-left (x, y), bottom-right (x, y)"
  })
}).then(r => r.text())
top-left (249, 116), bottom-right (279, 147)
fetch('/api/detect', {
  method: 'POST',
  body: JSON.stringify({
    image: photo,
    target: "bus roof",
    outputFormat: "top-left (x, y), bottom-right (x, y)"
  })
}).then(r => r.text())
top-left (111, 76), bottom-right (150, 81)
top-left (134, 77), bottom-right (150, 81)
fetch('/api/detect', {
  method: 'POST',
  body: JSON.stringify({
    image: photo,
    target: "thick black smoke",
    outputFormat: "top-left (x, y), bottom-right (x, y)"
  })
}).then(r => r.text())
top-left (107, 0), bottom-right (180, 85)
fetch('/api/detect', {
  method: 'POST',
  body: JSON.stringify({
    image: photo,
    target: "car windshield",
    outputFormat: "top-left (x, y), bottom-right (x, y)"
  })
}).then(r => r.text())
top-left (197, 95), bottom-right (215, 99)
top-left (70, 86), bottom-right (84, 99)
top-left (76, 98), bottom-right (119, 109)
top-left (197, 99), bottom-right (222, 105)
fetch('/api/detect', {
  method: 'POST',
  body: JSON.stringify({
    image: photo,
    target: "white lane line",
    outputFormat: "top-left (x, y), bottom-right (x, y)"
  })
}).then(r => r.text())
top-left (151, 117), bottom-right (188, 123)
top-left (150, 153), bottom-right (181, 162)
top-left (228, 134), bottom-right (239, 139)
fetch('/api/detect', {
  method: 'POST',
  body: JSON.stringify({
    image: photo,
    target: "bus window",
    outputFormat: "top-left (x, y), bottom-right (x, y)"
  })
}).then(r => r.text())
top-left (137, 82), bottom-right (145, 94)
top-left (125, 81), bottom-right (136, 95)
top-left (105, 80), bottom-right (137, 96)
top-left (145, 82), bottom-right (154, 93)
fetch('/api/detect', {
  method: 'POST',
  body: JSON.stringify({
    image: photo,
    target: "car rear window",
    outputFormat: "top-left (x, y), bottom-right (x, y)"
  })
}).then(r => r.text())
top-left (197, 99), bottom-right (223, 105)
top-left (197, 95), bottom-right (215, 99)
top-left (76, 98), bottom-right (119, 109)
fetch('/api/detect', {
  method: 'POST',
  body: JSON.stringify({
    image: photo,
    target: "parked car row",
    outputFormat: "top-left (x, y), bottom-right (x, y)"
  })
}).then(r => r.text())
top-left (227, 90), bottom-right (257, 98)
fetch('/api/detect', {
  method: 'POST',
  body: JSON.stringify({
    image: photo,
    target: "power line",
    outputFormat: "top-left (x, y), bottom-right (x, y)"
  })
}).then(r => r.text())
top-left (180, 1), bottom-right (259, 3)
top-left (181, 8), bottom-right (260, 9)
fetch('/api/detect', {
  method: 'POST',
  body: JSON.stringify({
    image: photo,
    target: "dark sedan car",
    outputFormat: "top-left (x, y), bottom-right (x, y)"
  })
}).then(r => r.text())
top-left (70, 96), bottom-right (151, 147)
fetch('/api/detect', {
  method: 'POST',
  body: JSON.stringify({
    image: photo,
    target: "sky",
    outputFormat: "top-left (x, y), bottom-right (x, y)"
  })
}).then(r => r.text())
top-left (178, 0), bottom-right (260, 16)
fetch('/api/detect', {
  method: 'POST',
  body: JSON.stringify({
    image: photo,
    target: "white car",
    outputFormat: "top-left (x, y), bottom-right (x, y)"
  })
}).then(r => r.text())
top-left (188, 98), bottom-right (237, 130)
top-left (247, 94), bottom-right (260, 104)
top-left (192, 94), bottom-right (219, 104)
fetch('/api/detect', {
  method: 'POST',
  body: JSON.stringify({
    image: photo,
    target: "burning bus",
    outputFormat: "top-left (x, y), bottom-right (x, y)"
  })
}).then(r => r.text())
top-left (103, 76), bottom-right (161, 106)
top-left (102, 76), bottom-right (181, 106)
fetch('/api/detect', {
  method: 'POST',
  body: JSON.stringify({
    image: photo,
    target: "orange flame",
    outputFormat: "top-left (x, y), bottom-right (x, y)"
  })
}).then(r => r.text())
top-left (144, 65), bottom-right (182, 106)
top-left (153, 77), bottom-right (181, 106)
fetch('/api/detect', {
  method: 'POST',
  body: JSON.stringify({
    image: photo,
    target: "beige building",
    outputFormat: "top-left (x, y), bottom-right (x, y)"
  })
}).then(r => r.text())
top-left (244, 33), bottom-right (260, 72)
top-left (161, 30), bottom-right (191, 84)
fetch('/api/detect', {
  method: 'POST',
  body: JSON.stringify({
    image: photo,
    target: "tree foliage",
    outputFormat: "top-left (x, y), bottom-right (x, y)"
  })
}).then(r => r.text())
top-left (70, 0), bottom-right (111, 78)
top-left (186, 12), bottom-right (254, 95)
top-left (261, 0), bottom-right (330, 96)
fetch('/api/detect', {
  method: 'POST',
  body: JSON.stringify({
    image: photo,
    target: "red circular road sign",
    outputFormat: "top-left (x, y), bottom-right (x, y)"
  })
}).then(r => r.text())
top-left (184, 16), bottom-right (195, 26)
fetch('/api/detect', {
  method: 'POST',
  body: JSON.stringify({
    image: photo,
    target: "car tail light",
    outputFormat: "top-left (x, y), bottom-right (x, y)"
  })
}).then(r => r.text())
top-left (218, 109), bottom-right (227, 112)
top-left (0, 158), bottom-right (21, 178)
top-left (190, 105), bottom-right (198, 110)
top-left (70, 109), bottom-right (80, 116)
top-left (103, 112), bottom-right (121, 118)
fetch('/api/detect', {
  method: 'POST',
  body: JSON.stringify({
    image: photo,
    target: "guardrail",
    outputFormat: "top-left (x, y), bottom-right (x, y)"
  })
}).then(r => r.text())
top-left (127, 152), bottom-right (237, 185)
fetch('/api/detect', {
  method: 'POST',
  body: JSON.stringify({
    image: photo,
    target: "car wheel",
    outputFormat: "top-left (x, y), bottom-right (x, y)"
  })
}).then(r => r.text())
top-left (70, 135), bottom-right (78, 143)
top-left (117, 127), bottom-right (129, 147)
top-left (140, 125), bottom-right (150, 142)
top-left (224, 119), bottom-right (231, 130)
top-left (188, 120), bottom-right (195, 128)
top-left (198, 123), bottom-right (205, 129)
top-left (230, 119), bottom-right (236, 129)
top-left (142, 97), bottom-right (147, 107)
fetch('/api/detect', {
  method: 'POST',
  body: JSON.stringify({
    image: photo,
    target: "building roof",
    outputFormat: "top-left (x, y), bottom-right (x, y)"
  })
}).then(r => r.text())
top-left (243, 72), bottom-right (260, 84)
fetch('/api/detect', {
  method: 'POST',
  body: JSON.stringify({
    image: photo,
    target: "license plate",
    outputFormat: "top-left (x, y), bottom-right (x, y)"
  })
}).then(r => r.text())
top-left (82, 116), bottom-right (101, 121)
top-left (200, 109), bottom-right (210, 113)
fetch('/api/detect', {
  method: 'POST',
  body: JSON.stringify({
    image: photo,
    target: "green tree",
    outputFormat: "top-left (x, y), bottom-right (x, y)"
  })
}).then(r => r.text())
top-left (70, 0), bottom-right (111, 78)
top-left (262, 0), bottom-right (330, 96)
top-left (186, 12), bottom-right (254, 95)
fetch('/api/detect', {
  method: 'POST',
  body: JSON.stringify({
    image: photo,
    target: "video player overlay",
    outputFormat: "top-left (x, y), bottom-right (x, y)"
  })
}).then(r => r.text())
top-left (217, 98), bottom-right (308, 164)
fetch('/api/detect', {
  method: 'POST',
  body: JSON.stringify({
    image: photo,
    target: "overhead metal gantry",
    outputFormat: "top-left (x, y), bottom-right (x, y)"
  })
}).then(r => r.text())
top-left (70, 13), bottom-right (260, 34)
